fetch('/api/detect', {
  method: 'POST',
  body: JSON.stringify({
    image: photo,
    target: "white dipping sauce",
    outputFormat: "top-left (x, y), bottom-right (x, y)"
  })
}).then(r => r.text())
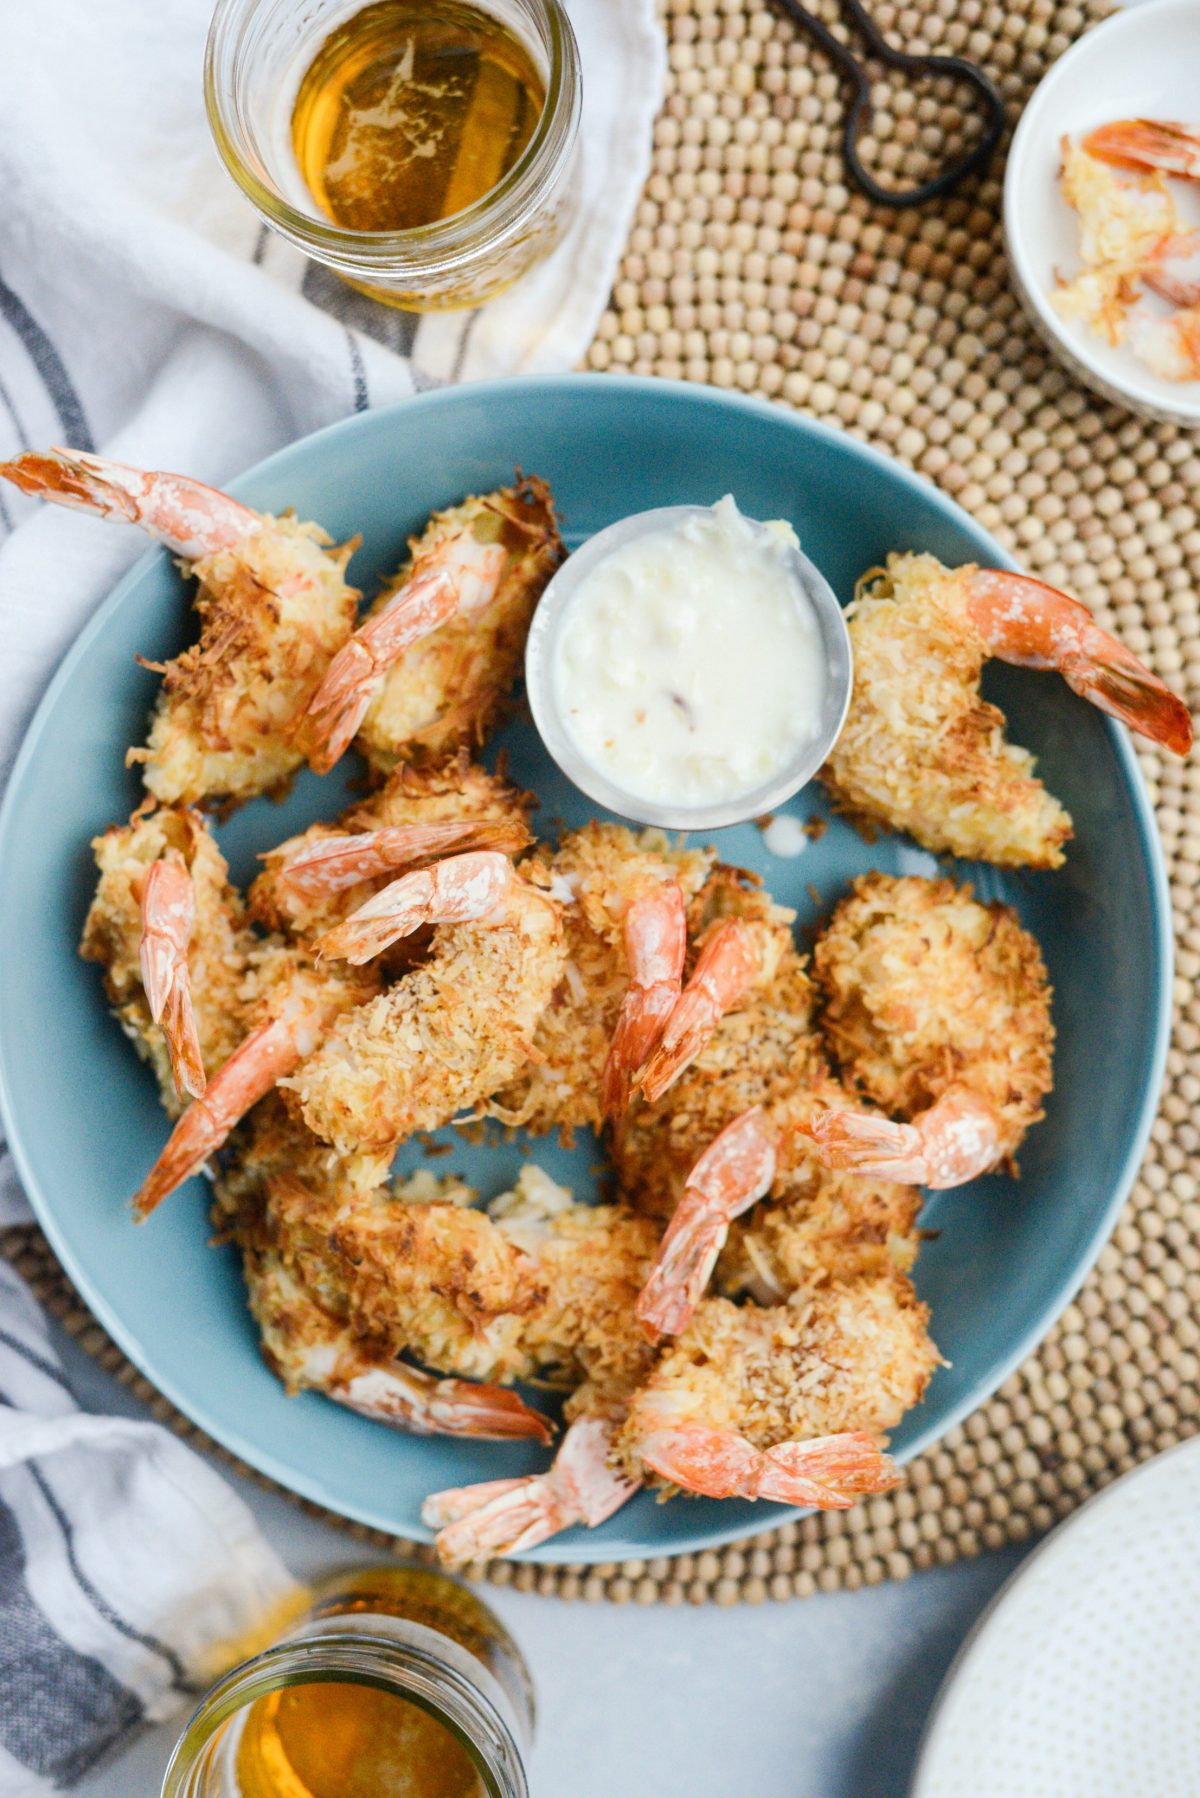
top-left (553, 497), bottom-right (825, 807)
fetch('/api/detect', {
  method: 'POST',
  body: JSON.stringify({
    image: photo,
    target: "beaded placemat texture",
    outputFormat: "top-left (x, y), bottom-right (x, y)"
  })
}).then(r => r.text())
top-left (6, 0), bottom-right (1200, 1607)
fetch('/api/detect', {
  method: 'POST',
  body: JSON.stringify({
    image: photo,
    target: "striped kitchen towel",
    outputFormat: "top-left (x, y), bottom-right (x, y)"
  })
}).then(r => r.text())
top-left (0, 1260), bottom-right (296, 1793)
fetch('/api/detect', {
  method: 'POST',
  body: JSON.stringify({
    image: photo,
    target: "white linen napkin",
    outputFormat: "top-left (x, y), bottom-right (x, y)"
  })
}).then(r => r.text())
top-left (0, 1261), bottom-right (298, 1794)
top-left (0, 0), bottom-right (664, 1785)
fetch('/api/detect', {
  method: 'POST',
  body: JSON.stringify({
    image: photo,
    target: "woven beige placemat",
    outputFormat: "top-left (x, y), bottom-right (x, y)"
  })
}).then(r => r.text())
top-left (6, 0), bottom-right (1200, 1606)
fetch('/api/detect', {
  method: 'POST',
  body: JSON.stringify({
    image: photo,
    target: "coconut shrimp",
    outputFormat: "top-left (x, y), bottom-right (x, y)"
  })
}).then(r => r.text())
top-left (486, 825), bottom-right (717, 1139)
top-left (80, 805), bottom-right (255, 1115)
top-left (303, 478), bottom-right (563, 776)
top-left (1051, 138), bottom-right (1180, 345)
top-left (801, 873), bottom-right (1054, 1190)
top-left (0, 450), bottom-right (359, 807)
top-left (820, 552), bottom-right (1192, 870)
top-left (249, 752), bottom-right (532, 948)
top-left (617, 1269), bottom-right (935, 1504)
top-left (285, 852), bottom-right (565, 1159)
top-left (428, 1259), bottom-right (936, 1562)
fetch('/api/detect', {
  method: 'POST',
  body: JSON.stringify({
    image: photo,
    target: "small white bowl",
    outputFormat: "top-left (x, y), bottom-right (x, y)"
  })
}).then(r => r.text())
top-left (1005, 0), bottom-right (1200, 427)
top-left (524, 504), bottom-right (853, 832)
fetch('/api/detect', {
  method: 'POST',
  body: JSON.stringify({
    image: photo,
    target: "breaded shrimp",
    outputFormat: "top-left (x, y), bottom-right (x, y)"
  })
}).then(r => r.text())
top-left (803, 873), bottom-right (1054, 1188)
top-left (618, 1270), bottom-right (936, 1502)
top-left (428, 1262), bottom-right (936, 1563)
top-left (80, 804), bottom-right (255, 1116)
top-left (303, 478), bottom-right (563, 775)
top-left (249, 752), bottom-right (533, 947)
top-left (0, 451), bottom-right (359, 808)
top-left (821, 553), bottom-right (1192, 869)
top-left (285, 858), bottom-right (565, 1159)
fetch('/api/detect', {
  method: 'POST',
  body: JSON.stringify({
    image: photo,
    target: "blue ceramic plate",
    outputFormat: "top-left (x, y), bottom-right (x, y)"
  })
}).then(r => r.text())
top-left (0, 376), bottom-right (1171, 1561)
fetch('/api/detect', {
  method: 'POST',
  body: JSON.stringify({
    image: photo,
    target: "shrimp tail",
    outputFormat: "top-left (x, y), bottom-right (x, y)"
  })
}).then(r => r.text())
top-left (334, 1363), bottom-right (554, 1443)
top-left (304, 572), bottom-right (459, 774)
top-left (423, 1417), bottom-right (639, 1566)
top-left (273, 819), bottom-right (530, 903)
top-left (964, 571), bottom-right (1194, 756)
top-left (639, 919), bottom-right (759, 1104)
top-left (1082, 119), bottom-right (1200, 180)
top-left (314, 851), bottom-right (515, 964)
top-left (801, 1087), bottom-right (1001, 1189)
top-left (133, 1003), bottom-right (323, 1218)
top-left (0, 449), bottom-right (255, 557)
top-left (602, 883), bottom-right (687, 1119)
top-left (637, 1108), bottom-right (776, 1341)
top-left (639, 1423), bottom-right (899, 1506)
top-left (139, 858), bottom-right (205, 1101)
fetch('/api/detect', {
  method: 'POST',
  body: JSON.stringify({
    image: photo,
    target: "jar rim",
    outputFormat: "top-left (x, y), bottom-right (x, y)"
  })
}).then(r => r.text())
top-left (204, 0), bottom-right (582, 268)
top-left (161, 1631), bottom-right (529, 1798)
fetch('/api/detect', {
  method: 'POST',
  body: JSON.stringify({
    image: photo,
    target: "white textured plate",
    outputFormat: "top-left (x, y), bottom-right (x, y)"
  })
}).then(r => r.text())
top-left (1005, 0), bottom-right (1200, 426)
top-left (912, 1436), bottom-right (1200, 1797)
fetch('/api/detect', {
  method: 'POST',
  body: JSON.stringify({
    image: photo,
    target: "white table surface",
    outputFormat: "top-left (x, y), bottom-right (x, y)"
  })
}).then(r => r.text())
top-left (52, 1320), bottom-right (1033, 1798)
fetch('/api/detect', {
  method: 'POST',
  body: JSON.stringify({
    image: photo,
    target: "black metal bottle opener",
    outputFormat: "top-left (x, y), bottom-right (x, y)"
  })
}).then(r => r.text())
top-left (768, 0), bottom-right (1006, 209)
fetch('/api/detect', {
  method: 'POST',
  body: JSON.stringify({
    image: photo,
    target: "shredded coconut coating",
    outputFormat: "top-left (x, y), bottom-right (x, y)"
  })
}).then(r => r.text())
top-left (249, 751), bottom-right (534, 945)
top-left (619, 1271), bottom-right (938, 1484)
top-left (133, 514), bottom-right (358, 808)
top-left (285, 881), bottom-right (565, 1158)
top-left (79, 804), bottom-right (255, 1115)
top-left (358, 478), bottom-right (564, 772)
top-left (813, 872), bottom-right (1055, 1162)
top-left (821, 553), bottom-right (1073, 868)
top-left (488, 823), bottom-right (717, 1137)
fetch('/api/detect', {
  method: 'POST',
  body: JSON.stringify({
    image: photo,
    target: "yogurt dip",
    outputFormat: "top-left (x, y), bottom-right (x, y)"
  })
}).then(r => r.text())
top-left (552, 497), bottom-right (826, 809)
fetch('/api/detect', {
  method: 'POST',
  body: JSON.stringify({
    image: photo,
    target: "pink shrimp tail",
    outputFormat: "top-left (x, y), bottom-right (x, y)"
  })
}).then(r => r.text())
top-left (639, 919), bottom-right (759, 1104)
top-left (423, 1417), bottom-right (639, 1566)
top-left (139, 859), bottom-right (205, 1101)
top-left (640, 1423), bottom-right (898, 1506)
top-left (1082, 119), bottom-right (1200, 180)
top-left (637, 1107), bottom-right (776, 1341)
top-left (314, 850), bottom-right (514, 964)
top-left (0, 449), bottom-right (254, 557)
top-left (602, 883), bottom-right (687, 1118)
top-left (133, 1006), bottom-right (318, 1219)
top-left (965, 571), bottom-right (1194, 756)
top-left (335, 1365), bottom-right (554, 1442)
top-left (802, 1087), bottom-right (1001, 1189)
top-left (274, 819), bottom-right (529, 903)
top-left (304, 571), bottom-right (459, 773)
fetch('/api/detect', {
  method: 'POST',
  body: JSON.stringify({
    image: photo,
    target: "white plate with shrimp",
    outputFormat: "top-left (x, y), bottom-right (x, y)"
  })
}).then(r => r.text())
top-left (0, 375), bottom-right (1176, 1559)
top-left (1005, 0), bottom-right (1200, 424)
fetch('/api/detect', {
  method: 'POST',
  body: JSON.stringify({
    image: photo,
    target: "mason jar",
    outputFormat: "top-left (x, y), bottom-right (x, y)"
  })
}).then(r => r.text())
top-left (205, 0), bottom-right (583, 311)
top-left (162, 1565), bottom-right (534, 1797)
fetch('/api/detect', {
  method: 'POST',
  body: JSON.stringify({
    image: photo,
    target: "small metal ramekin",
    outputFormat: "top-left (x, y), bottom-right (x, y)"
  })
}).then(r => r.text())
top-left (524, 505), bottom-right (853, 832)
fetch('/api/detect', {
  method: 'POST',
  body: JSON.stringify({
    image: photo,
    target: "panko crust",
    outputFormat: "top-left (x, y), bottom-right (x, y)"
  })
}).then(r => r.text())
top-left (134, 514), bottom-right (359, 808)
top-left (821, 552), bottom-right (1073, 868)
top-left (285, 882), bottom-right (565, 1158)
top-left (79, 804), bottom-right (254, 1115)
top-left (813, 871), bottom-right (1055, 1161)
top-left (359, 477), bottom-right (564, 772)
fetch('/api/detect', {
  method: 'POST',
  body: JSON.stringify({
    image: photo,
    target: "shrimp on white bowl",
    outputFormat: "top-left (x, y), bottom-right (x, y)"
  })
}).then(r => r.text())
top-left (1004, 0), bottom-right (1200, 424)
